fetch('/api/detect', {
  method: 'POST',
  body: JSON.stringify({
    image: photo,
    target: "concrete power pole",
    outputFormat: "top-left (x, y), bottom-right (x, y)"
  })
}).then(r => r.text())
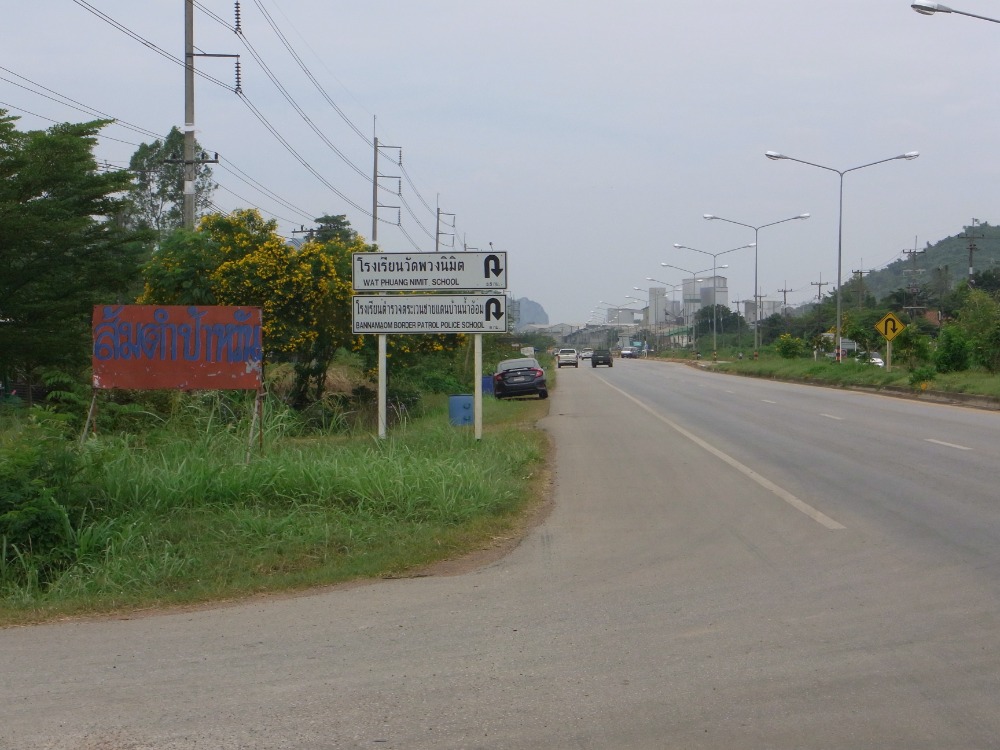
top-left (183, 0), bottom-right (196, 230)
top-left (181, 0), bottom-right (233, 229)
top-left (371, 134), bottom-right (400, 245)
top-left (902, 237), bottom-right (926, 317)
top-left (435, 197), bottom-right (455, 253)
top-left (812, 274), bottom-right (830, 335)
top-left (851, 266), bottom-right (870, 311)
top-left (959, 219), bottom-right (982, 289)
top-left (777, 283), bottom-right (794, 314)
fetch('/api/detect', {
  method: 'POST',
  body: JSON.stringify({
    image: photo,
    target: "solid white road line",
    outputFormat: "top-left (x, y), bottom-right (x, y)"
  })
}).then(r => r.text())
top-left (598, 378), bottom-right (846, 530)
top-left (820, 413), bottom-right (843, 421)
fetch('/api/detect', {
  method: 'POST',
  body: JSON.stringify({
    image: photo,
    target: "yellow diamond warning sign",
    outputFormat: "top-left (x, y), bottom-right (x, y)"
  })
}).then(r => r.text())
top-left (875, 312), bottom-right (905, 341)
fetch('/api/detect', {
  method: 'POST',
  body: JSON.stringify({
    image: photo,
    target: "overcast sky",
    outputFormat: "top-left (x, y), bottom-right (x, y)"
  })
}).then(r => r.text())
top-left (6, 1), bottom-right (1000, 324)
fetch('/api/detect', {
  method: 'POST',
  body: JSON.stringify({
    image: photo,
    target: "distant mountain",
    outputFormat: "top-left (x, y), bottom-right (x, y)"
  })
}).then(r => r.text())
top-left (854, 222), bottom-right (1000, 302)
top-left (514, 297), bottom-right (549, 329)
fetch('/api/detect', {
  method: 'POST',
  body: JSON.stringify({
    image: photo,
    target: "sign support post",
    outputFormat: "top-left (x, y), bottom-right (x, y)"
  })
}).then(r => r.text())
top-left (474, 334), bottom-right (483, 440)
top-left (353, 251), bottom-right (508, 440)
top-left (875, 311), bottom-right (905, 374)
top-left (378, 334), bottom-right (388, 439)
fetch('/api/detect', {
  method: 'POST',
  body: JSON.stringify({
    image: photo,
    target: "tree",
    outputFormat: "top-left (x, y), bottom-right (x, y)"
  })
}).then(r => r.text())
top-left (891, 325), bottom-right (932, 369)
top-left (933, 324), bottom-right (971, 373)
top-left (141, 210), bottom-right (373, 405)
top-left (955, 288), bottom-right (1000, 372)
top-left (842, 310), bottom-right (887, 356)
top-left (0, 111), bottom-right (142, 381)
top-left (120, 127), bottom-right (216, 242)
top-left (774, 333), bottom-right (806, 359)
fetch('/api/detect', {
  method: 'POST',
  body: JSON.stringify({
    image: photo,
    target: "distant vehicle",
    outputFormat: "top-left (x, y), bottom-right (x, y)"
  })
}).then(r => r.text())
top-left (620, 347), bottom-right (638, 359)
top-left (580, 348), bottom-right (594, 360)
top-left (857, 353), bottom-right (885, 367)
top-left (556, 348), bottom-right (579, 368)
top-left (493, 357), bottom-right (548, 399)
top-left (591, 349), bottom-right (613, 367)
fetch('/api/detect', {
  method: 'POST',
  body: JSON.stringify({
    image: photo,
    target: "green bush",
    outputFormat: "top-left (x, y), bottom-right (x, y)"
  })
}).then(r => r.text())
top-left (775, 333), bottom-right (806, 359)
top-left (0, 415), bottom-right (99, 586)
top-left (909, 365), bottom-right (937, 389)
top-left (933, 325), bottom-right (971, 373)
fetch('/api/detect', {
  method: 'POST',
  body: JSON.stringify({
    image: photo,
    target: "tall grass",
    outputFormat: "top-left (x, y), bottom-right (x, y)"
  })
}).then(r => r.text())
top-left (0, 397), bottom-right (547, 624)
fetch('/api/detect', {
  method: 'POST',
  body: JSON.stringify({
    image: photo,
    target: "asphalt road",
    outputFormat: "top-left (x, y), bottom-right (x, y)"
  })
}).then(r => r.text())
top-left (3, 361), bottom-right (1000, 749)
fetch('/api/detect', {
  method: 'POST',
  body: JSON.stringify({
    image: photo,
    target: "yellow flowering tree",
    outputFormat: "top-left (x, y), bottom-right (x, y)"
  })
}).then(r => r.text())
top-left (140, 209), bottom-right (366, 404)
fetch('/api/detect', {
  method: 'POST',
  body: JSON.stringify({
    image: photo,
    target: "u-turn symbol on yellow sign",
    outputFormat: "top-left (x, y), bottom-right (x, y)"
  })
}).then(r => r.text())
top-left (875, 312), bottom-right (905, 341)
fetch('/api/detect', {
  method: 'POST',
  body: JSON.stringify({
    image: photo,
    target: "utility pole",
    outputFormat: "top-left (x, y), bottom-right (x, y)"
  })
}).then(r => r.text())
top-left (812, 274), bottom-right (829, 336)
top-left (371, 133), bottom-right (401, 245)
top-left (732, 297), bottom-right (748, 351)
top-left (811, 274), bottom-right (829, 303)
top-left (902, 236), bottom-right (926, 317)
top-left (777, 282), bottom-right (794, 313)
top-left (959, 218), bottom-right (982, 289)
top-left (851, 265), bottom-right (870, 311)
top-left (181, 0), bottom-right (236, 230)
top-left (435, 197), bottom-right (455, 252)
top-left (370, 132), bottom-right (400, 442)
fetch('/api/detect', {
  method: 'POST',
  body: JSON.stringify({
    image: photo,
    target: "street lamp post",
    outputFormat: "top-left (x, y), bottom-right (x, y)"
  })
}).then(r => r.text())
top-left (627, 294), bottom-right (650, 353)
top-left (645, 278), bottom-right (681, 348)
top-left (702, 213), bottom-right (809, 357)
top-left (673, 243), bottom-right (755, 359)
top-left (764, 150), bottom-right (918, 361)
top-left (661, 263), bottom-right (729, 352)
top-left (911, 2), bottom-right (1000, 23)
top-left (632, 287), bottom-right (656, 351)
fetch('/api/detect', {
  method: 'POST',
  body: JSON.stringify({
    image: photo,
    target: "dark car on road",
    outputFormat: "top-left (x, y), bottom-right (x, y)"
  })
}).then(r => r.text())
top-left (591, 349), bottom-right (613, 367)
top-left (493, 357), bottom-right (548, 399)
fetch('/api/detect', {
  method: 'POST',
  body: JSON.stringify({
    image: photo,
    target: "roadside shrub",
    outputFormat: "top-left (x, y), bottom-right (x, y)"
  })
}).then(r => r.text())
top-left (933, 325), bottom-right (971, 373)
top-left (0, 416), bottom-right (100, 586)
top-left (909, 365), bottom-right (937, 389)
top-left (775, 333), bottom-right (806, 359)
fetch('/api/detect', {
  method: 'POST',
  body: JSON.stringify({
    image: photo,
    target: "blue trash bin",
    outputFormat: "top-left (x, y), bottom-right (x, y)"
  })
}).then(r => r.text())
top-left (481, 375), bottom-right (494, 396)
top-left (448, 394), bottom-right (474, 426)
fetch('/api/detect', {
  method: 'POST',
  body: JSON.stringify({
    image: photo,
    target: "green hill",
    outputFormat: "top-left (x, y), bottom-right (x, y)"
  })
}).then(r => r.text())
top-left (860, 221), bottom-right (1000, 303)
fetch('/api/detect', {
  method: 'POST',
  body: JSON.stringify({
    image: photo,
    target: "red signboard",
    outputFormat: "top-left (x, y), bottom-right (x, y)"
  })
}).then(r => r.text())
top-left (92, 305), bottom-right (263, 390)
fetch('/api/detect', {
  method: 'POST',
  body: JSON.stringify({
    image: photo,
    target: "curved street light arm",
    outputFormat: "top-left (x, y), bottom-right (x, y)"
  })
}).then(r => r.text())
top-left (912, 2), bottom-right (1000, 22)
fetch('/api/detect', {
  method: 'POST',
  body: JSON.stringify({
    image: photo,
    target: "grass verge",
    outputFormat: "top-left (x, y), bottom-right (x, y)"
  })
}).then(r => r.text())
top-left (0, 395), bottom-right (550, 626)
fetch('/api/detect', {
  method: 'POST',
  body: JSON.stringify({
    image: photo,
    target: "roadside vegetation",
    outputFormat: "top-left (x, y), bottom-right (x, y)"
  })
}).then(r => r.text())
top-left (0, 362), bottom-right (552, 627)
top-left (0, 109), bottom-right (558, 625)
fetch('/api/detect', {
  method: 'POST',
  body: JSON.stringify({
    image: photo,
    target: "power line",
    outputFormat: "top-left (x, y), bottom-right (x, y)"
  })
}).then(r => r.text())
top-left (56, 2), bottom-right (482, 252)
top-left (0, 67), bottom-right (320, 227)
top-left (236, 92), bottom-right (371, 216)
top-left (250, 0), bottom-right (372, 146)
top-left (69, 0), bottom-right (234, 91)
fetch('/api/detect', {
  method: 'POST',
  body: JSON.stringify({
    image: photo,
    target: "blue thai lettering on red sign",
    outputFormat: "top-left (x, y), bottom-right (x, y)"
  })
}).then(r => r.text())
top-left (92, 305), bottom-right (263, 391)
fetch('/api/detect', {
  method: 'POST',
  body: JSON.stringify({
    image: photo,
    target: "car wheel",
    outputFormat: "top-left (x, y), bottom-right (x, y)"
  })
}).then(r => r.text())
top-left (538, 390), bottom-right (548, 400)
top-left (609, 361), bottom-right (613, 367)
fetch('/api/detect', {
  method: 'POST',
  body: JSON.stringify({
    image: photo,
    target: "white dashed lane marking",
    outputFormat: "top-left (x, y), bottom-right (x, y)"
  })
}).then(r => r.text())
top-left (925, 438), bottom-right (972, 451)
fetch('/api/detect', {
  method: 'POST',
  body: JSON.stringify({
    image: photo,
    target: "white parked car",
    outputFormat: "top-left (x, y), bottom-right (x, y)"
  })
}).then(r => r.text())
top-left (556, 348), bottom-right (579, 368)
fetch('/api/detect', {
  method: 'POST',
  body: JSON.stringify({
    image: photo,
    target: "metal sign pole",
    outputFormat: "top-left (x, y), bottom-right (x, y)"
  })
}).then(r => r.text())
top-left (378, 334), bottom-right (387, 439)
top-left (474, 334), bottom-right (483, 441)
